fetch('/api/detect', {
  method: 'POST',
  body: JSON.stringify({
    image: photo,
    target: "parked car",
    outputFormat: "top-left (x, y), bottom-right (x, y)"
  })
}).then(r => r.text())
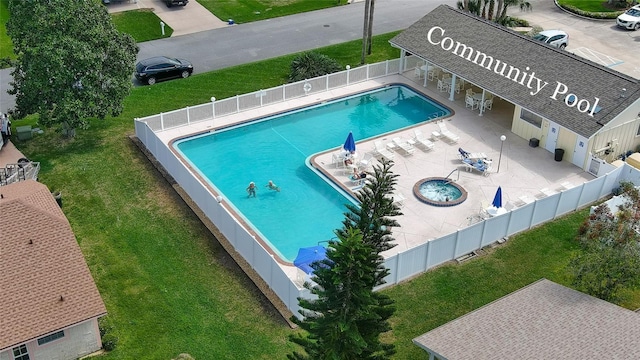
top-left (616, 5), bottom-right (640, 30)
top-left (532, 30), bottom-right (569, 50)
top-left (134, 56), bottom-right (193, 85)
top-left (164, 0), bottom-right (188, 7)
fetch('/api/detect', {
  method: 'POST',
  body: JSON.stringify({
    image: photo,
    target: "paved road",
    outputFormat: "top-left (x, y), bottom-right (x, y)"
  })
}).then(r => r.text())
top-left (2, 0), bottom-right (638, 113)
top-left (136, 0), bottom-right (434, 73)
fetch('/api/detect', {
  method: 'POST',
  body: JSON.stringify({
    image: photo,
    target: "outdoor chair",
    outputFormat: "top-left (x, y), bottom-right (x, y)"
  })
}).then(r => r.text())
top-left (465, 95), bottom-right (478, 110)
top-left (482, 98), bottom-right (493, 111)
top-left (437, 79), bottom-right (450, 93)
top-left (373, 140), bottom-right (395, 162)
top-left (457, 147), bottom-right (487, 161)
top-left (412, 130), bottom-right (435, 151)
top-left (392, 137), bottom-right (416, 156)
top-left (461, 158), bottom-right (491, 176)
top-left (437, 121), bottom-right (460, 143)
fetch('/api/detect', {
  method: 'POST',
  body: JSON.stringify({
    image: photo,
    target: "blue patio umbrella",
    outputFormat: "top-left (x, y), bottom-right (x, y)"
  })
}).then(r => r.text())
top-left (343, 131), bottom-right (356, 153)
top-left (492, 186), bottom-right (503, 208)
top-left (293, 245), bottom-right (328, 275)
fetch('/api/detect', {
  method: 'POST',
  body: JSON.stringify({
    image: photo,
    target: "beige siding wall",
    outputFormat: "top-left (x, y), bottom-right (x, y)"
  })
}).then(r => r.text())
top-left (557, 128), bottom-right (577, 163)
top-left (590, 102), bottom-right (640, 162)
top-left (1, 319), bottom-right (102, 360)
top-left (510, 105), bottom-right (545, 144)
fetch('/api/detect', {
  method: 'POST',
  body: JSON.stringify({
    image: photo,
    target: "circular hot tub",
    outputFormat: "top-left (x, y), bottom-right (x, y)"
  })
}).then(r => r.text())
top-left (413, 177), bottom-right (467, 207)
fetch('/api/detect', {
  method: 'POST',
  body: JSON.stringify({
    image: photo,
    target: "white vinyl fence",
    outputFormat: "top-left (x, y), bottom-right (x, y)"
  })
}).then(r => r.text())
top-left (134, 59), bottom-right (640, 317)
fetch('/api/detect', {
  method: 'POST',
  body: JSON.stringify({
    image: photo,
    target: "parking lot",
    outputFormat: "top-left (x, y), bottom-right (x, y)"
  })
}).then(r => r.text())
top-left (519, 0), bottom-right (640, 79)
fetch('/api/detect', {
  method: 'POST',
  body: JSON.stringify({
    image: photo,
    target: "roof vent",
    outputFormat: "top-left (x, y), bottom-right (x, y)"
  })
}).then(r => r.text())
top-left (619, 88), bottom-right (627, 98)
top-left (28, 239), bottom-right (33, 245)
top-left (59, 295), bottom-right (64, 302)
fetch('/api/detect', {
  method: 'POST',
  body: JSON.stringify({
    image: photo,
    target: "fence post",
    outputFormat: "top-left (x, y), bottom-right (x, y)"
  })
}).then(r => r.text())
top-left (186, 106), bottom-right (190, 125)
top-left (160, 112), bottom-right (164, 130)
top-left (236, 95), bottom-right (240, 113)
top-left (211, 97), bottom-right (216, 119)
top-left (346, 65), bottom-right (351, 85)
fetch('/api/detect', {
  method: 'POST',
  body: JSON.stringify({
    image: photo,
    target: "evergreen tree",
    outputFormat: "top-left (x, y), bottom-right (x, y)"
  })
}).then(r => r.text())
top-left (289, 160), bottom-right (400, 359)
top-left (289, 228), bottom-right (380, 360)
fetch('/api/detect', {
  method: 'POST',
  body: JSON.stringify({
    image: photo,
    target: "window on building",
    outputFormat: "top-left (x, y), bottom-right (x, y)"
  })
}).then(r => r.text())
top-left (520, 109), bottom-right (543, 128)
top-left (12, 344), bottom-right (30, 360)
top-left (37, 330), bottom-right (65, 345)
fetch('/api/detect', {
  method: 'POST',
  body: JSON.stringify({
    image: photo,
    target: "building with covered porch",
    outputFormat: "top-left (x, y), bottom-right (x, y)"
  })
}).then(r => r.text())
top-left (391, 4), bottom-right (640, 175)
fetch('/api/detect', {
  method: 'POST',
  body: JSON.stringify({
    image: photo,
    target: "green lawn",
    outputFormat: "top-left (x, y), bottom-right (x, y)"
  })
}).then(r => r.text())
top-left (111, 9), bottom-right (173, 42)
top-left (197, 0), bottom-right (348, 24)
top-left (0, 0), bottom-right (14, 61)
top-left (11, 30), bottom-right (640, 360)
top-left (557, 0), bottom-right (628, 12)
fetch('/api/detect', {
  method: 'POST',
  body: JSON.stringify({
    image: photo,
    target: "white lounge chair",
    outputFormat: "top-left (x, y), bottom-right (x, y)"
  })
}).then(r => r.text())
top-left (412, 130), bottom-right (435, 151)
top-left (392, 137), bottom-right (416, 156)
top-left (373, 140), bottom-right (395, 162)
top-left (437, 121), bottom-right (460, 143)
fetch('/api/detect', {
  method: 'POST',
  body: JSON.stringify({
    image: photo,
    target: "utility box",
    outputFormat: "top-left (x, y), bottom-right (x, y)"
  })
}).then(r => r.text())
top-left (16, 125), bottom-right (32, 141)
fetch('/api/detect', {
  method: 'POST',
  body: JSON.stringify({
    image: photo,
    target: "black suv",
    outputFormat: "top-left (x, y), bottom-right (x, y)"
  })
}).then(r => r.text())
top-left (134, 56), bottom-right (193, 85)
top-left (164, 0), bottom-right (188, 7)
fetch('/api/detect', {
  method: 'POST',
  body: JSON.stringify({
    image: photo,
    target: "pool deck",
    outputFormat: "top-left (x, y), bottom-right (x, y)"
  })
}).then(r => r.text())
top-left (154, 72), bottom-right (595, 281)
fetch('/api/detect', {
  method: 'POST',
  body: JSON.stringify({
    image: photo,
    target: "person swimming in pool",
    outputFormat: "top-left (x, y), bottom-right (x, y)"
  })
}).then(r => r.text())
top-left (266, 180), bottom-right (280, 192)
top-left (247, 182), bottom-right (257, 197)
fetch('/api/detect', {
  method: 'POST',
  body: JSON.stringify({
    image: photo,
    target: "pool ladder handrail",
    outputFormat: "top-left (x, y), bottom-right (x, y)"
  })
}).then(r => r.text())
top-left (444, 169), bottom-right (460, 183)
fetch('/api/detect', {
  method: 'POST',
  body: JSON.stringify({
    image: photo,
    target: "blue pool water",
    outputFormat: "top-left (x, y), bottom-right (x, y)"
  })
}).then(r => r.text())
top-left (175, 85), bottom-right (450, 262)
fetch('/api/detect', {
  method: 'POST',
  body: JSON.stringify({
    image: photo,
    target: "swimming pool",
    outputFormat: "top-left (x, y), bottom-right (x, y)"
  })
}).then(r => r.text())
top-left (174, 85), bottom-right (450, 262)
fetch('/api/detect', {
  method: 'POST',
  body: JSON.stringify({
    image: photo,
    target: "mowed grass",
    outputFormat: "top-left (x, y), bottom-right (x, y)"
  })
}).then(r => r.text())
top-left (197, 0), bottom-right (348, 24)
top-left (0, 0), bottom-right (15, 61)
top-left (111, 9), bottom-right (173, 42)
top-left (557, 0), bottom-right (626, 12)
top-left (13, 31), bottom-right (640, 358)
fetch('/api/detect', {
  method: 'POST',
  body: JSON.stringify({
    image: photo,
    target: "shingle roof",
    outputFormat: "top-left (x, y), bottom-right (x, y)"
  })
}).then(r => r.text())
top-left (0, 180), bottom-right (106, 350)
top-left (390, 5), bottom-right (640, 138)
top-left (413, 279), bottom-right (640, 359)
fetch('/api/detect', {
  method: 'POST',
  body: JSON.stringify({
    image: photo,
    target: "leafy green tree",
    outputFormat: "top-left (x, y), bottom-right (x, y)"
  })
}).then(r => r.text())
top-left (289, 160), bottom-right (400, 359)
top-left (6, 0), bottom-right (138, 136)
top-left (289, 52), bottom-right (341, 83)
top-left (569, 181), bottom-right (640, 302)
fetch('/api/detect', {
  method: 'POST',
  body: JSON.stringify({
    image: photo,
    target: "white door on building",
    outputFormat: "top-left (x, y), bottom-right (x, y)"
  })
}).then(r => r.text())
top-left (572, 135), bottom-right (588, 169)
top-left (544, 120), bottom-right (560, 153)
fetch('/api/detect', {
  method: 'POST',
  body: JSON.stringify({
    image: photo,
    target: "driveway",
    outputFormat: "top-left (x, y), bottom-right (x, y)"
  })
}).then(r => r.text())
top-left (104, 0), bottom-right (227, 36)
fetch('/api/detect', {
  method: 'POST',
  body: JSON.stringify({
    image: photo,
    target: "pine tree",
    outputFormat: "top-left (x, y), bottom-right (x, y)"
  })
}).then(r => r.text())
top-left (289, 228), bottom-right (379, 360)
top-left (289, 160), bottom-right (400, 359)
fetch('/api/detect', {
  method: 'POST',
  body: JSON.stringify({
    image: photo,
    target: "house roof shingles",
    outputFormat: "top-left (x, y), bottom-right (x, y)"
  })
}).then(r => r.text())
top-left (413, 279), bottom-right (640, 359)
top-left (390, 5), bottom-right (640, 138)
top-left (0, 180), bottom-right (106, 351)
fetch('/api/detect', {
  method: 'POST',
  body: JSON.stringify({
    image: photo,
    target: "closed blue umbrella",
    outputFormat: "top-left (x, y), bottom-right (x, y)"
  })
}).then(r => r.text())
top-left (343, 132), bottom-right (356, 153)
top-left (293, 245), bottom-right (328, 275)
top-left (492, 186), bottom-right (503, 208)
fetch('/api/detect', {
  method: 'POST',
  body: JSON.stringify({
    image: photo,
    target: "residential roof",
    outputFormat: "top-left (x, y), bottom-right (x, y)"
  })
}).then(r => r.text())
top-left (389, 5), bottom-right (640, 138)
top-left (413, 279), bottom-right (640, 359)
top-left (0, 180), bottom-right (106, 351)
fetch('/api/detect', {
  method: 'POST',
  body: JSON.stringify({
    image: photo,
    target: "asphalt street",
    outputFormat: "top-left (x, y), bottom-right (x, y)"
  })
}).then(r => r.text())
top-left (1, 0), bottom-right (638, 113)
